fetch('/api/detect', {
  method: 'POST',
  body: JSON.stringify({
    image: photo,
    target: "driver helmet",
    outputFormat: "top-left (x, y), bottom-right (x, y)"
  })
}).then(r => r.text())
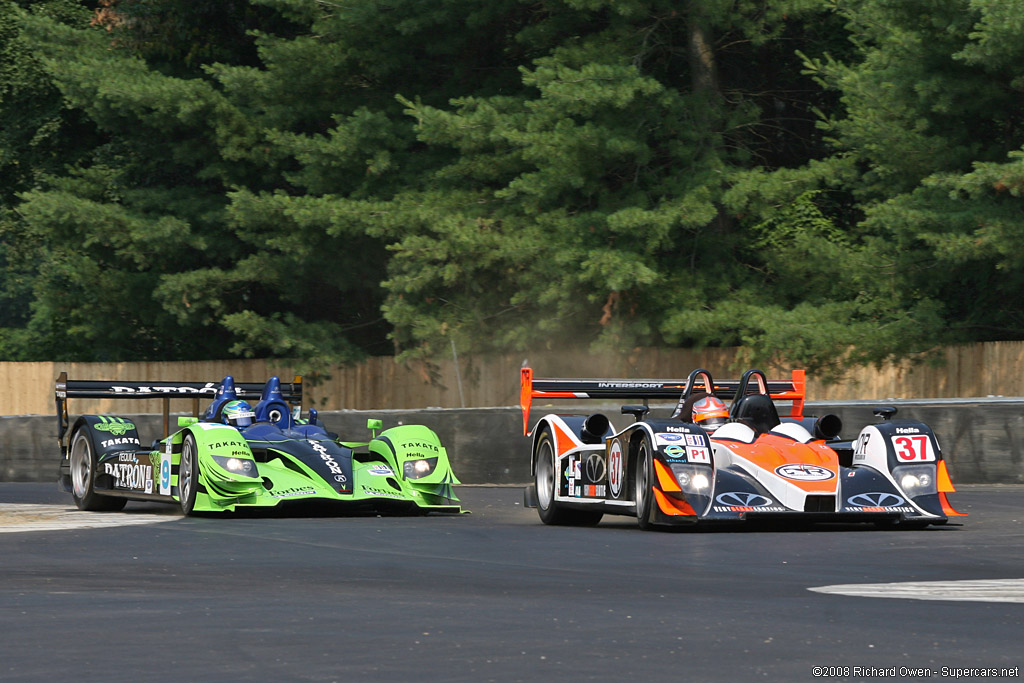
top-left (692, 395), bottom-right (729, 430)
top-left (222, 400), bottom-right (255, 428)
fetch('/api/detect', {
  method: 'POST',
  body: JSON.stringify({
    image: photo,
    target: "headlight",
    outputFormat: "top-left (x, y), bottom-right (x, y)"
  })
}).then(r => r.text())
top-left (403, 457), bottom-right (438, 480)
top-left (212, 455), bottom-right (258, 477)
top-left (893, 464), bottom-right (936, 496)
top-left (669, 464), bottom-right (711, 494)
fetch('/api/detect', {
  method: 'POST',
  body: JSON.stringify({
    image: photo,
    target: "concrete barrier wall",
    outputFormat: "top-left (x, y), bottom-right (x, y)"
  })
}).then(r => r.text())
top-left (2, 401), bottom-right (1022, 485)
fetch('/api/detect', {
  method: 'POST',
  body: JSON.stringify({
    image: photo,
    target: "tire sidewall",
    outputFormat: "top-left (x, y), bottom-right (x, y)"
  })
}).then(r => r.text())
top-left (178, 433), bottom-right (199, 515)
top-left (69, 424), bottom-right (127, 512)
top-left (635, 436), bottom-right (655, 529)
top-left (70, 428), bottom-right (96, 509)
top-left (535, 428), bottom-right (560, 524)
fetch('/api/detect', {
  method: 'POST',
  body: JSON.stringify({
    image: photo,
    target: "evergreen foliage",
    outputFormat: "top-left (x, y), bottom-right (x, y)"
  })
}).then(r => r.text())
top-left (0, 0), bottom-right (1021, 375)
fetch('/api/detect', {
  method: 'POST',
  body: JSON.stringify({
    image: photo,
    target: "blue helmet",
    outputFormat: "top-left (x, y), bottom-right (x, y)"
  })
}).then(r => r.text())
top-left (222, 400), bottom-right (255, 428)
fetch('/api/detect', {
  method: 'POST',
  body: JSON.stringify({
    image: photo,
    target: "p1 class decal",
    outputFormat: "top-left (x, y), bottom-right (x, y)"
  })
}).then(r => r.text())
top-left (716, 492), bottom-right (772, 507)
top-left (608, 440), bottom-right (623, 499)
top-left (775, 464), bottom-right (835, 481)
top-left (687, 446), bottom-right (711, 464)
top-left (847, 492), bottom-right (905, 508)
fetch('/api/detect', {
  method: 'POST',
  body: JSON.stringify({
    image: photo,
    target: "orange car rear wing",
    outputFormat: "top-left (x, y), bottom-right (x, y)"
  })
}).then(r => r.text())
top-left (520, 367), bottom-right (806, 434)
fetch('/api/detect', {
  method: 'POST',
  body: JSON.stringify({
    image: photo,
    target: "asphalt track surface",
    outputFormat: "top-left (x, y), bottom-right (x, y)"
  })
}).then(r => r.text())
top-left (1, 484), bottom-right (1021, 683)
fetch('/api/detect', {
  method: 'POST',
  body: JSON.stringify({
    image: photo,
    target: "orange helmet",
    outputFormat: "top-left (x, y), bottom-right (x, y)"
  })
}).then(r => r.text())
top-left (692, 396), bottom-right (729, 429)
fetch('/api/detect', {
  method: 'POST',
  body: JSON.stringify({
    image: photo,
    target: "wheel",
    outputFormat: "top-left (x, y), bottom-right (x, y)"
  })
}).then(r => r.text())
top-left (69, 426), bottom-right (127, 512)
top-left (634, 436), bottom-right (655, 530)
top-left (534, 427), bottom-right (603, 526)
top-left (178, 433), bottom-right (200, 515)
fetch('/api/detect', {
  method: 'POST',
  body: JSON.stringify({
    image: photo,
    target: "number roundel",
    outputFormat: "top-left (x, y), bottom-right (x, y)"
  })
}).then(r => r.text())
top-left (891, 434), bottom-right (934, 462)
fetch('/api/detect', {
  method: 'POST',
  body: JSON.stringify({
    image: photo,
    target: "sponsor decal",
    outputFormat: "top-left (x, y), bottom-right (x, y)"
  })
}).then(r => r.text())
top-left (664, 426), bottom-right (689, 433)
top-left (271, 487), bottom-right (316, 499)
top-left (362, 486), bottom-right (404, 499)
top-left (713, 505), bottom-right (787, 513)
top-left (401, 441), bottom-right (440, 453)
top-left (657, 433), bottom-right (683, 442)
top-left (846, 492), bottom-right (906, 508)
top-left (685, 434), bottom-right (703, 446)
top-left (585, 453), bottom-right (606, 483)
top-left (716, 492), bottom-right (774, 508)
top-left (367, 464), bottom-right (393, 476)
top-left (565, 456), bottom-right (580, 496)
top-left (94, 420), bottom-right (135, 436)
top-left (608, 440), bottom-right (623, 498)
top-left (210, 440), bottom-right (247, 450)
top-left (104, 462), bottom-right (152, 491)
top-left (583, 484), bottom-right (606, 497)
top-left (842, 506), bottom-right (916, 513)
top-left (116, 452), bottom-right (138, 463)
top-left (895, 427), bottom-right (921, 434)
top-left (307, 439), bottom-right (346, 481)
top-left (112, 383), bottom-right (217, 395)
top-left (597, 382), bottom-right (666, 389)
top-left (664, 445), bottom-right (686, 458)
top-left (775, 464), bottom-right (836, 482)
top-left (101, 437), bottom-right (140, 449)
top-left (687, 446), bottom-right (711, 464)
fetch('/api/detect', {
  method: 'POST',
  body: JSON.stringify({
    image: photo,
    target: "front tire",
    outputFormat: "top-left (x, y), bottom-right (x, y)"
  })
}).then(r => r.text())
top-left (69, 426), bottom-right (127, 512)
top-left (534, 427), bottom-right (603, 526)
top-left (634, 437), bottom-right (655, 530)
top-left (178, 433), bottom-right (200, 515)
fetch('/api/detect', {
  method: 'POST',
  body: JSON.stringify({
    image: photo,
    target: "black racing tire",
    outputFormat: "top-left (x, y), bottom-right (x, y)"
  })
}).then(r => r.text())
top-left (534, 427), bottom-right (603, 527)
top-left (178, 433), bottom-right (200, 516)
top-left (69, 426), bottom-right (127, 512)
top-left (634, 436), bottom-right (655, 530)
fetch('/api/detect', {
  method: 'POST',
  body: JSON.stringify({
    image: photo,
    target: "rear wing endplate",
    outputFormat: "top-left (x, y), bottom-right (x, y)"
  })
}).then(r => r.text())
top-left (55, 373), bottom-right (303, 453)
top-left (519, 367), bottom-right (805, 434)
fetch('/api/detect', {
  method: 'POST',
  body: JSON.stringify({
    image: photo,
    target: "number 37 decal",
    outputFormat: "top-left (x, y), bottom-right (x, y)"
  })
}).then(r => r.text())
top-left (891, 434), bottom-right (935, 461)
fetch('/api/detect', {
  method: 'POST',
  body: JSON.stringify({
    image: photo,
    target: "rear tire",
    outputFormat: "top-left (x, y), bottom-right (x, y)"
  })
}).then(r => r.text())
top-left (178, 433), bottom-right (200, 515)
top-left (634, 437), bottom-right (655, 530)
top-left (69, 426), bottom-right (127, 512)
top-left (534, 427), bottom-right (603, 526)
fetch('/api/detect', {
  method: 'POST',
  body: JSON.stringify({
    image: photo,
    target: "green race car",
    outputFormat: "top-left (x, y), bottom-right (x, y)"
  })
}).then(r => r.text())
top-left (56, 374), bottom-right (464, 515)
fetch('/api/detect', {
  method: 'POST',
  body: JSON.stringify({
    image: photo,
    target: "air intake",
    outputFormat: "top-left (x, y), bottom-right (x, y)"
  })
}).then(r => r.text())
top-left (804, 495), bottom-right (836, 512)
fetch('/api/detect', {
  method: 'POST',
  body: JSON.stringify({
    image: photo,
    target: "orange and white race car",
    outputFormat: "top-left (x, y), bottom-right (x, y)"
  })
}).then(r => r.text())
top-left (521, 367), bottom-right (965, 530)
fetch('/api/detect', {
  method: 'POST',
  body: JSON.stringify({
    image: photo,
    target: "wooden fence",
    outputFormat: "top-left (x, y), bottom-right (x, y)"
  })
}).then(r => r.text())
top-left (4, 341), bottom-right (1024, 416)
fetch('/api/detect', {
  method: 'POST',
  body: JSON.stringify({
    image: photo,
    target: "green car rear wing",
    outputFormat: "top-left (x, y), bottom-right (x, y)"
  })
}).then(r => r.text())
top-left (55, 373), bottom-right (303, 454)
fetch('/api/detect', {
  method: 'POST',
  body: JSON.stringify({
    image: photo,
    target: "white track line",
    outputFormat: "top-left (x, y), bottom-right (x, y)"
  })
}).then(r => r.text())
top-left (809, 579), bottom-right (1024, 603)
top-left (0, 504), bottom-right (177, 533)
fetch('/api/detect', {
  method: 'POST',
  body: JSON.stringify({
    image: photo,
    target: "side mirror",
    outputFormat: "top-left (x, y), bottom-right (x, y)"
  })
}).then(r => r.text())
top-left (177, 416), bottom-right (199, 427)
top-left (367, 418), bottom-right (383, 437)
top-left (873, 406), bottom-right (897, 421)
